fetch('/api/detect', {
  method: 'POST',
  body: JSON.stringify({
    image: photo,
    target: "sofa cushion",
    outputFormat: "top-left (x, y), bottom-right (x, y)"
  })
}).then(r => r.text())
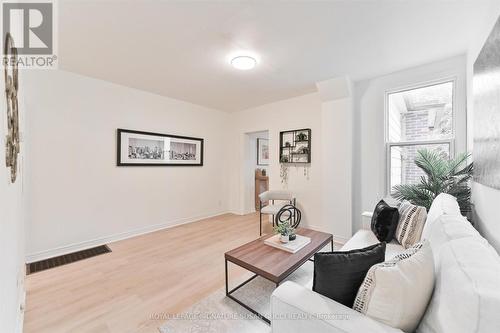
top-left (312, 243), bottom-right (386, 307)
top-left (272, 281), bottom-right (405, 333)
top-left (396, 201), bottom-right (427, 248)
top-left (353, 241), bottom-right (434, 333)
top-left (342, 229), bottom-right (404, 261)
top-left (371, 200), bottom-right (400, 242)
top-left (304, 230), bottom-right (403, 290)
top-left (424, 215), bottom-right (485, 267)
top-left (422, 193), bottom-right (461, 240)
top-left (417, 238), bottom-right (500, 333)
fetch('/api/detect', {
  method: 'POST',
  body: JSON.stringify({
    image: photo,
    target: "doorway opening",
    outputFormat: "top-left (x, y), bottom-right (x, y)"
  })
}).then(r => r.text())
top-left (243, 130), bottom-right (269, 214)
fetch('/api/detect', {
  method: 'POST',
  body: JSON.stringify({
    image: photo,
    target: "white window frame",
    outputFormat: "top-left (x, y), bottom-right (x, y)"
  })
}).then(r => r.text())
top-left (384, 77), bottom-right (457, 194)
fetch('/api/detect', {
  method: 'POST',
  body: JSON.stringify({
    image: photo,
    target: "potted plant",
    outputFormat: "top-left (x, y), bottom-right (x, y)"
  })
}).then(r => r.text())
top-left (392, 149), bottom-right (473, 215)
top-left (296, 147), bottom-right (309, 154)
top-left (296, 132), bottom-right (308, 141)
top-left (274, 222), bottom-right (294, 243)
top-left (280, 155), bottom-right (290, 185)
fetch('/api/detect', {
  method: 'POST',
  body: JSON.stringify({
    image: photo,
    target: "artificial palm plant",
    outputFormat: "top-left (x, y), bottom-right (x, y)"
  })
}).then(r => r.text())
top-left (392, 149), bottom-right (473, 215)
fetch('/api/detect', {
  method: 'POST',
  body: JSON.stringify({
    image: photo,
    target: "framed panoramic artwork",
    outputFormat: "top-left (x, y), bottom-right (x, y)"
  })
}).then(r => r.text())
top-left (473, 16), bottom-right (500, 189)
top-left (117, 129), bottom-right (204, 166)
top-left (257, 138), bottom-right (269, 165)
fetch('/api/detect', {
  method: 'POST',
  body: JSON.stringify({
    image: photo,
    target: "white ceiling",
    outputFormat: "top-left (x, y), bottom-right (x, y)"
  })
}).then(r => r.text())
top-left (59, 0), bottom-right (493, 112)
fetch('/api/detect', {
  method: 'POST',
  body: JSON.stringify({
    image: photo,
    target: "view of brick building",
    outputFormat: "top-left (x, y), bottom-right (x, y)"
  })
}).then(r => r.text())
top-left (388, 82), bottom-right (453, 190)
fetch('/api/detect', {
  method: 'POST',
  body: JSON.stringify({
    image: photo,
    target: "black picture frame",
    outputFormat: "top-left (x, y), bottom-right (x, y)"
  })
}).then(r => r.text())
top-left (279, 128), bottom-right (311, 164)
top-left (257, 138), bottom-right (269, 166)
top-left (117, 128), bottom-right (204, 166)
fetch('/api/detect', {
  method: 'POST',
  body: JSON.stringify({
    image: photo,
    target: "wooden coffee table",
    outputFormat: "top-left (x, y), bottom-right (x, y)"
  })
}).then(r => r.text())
top-left (224, 227), bottom-right (333, 324)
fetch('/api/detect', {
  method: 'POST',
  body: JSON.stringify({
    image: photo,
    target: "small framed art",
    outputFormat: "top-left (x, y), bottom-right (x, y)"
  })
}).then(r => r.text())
top-left (257, 138), bottom-right (270, 165)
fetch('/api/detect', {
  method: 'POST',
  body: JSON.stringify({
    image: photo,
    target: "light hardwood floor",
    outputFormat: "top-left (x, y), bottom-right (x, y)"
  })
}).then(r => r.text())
top-left (24, 213), bottom-right (274, 333)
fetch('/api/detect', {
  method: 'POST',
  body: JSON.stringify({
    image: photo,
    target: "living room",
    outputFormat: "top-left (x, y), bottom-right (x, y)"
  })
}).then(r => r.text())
top-left (1, 1), bottom-right (500, 332)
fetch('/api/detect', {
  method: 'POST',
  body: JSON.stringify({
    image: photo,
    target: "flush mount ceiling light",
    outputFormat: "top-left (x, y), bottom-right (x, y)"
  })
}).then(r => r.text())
top-left (231, 55), bottom-right (257, 70)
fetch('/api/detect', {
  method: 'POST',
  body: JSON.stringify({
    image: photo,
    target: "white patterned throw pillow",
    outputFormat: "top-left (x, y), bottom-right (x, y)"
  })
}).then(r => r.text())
top-left (353, 240), bottom-right (434, 333)
top-left (395, 200), bottom-right (427, 248)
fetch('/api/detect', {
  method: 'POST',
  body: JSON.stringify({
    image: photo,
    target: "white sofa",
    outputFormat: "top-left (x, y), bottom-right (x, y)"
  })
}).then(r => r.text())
top-left (271, 194), bottom-right (500, 333)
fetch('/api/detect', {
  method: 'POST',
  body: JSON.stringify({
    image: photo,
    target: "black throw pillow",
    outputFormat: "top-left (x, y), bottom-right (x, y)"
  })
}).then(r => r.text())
top-left (312, 242), bottom-right (386, 307)
top-left (371, 199), bottom-right (400, 242)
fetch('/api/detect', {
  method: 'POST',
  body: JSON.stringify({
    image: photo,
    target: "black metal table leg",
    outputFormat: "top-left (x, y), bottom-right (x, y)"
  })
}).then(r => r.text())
top-left (225, 260), bottom-right (271, 324)
top-left (308, 238), bottom-right (334, 262)
top-left (225, 259), bottom-right (228, 295)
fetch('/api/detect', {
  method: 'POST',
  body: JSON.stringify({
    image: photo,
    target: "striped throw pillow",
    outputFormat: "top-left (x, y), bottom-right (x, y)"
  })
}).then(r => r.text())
top-left (395, 201), bottom-right (427, 248)
top-left (352, 241), bottom-right (434, 332)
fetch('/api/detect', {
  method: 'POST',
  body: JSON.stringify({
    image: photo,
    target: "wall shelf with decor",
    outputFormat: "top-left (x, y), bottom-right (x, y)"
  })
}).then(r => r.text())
top-left (279, 128), bottom-right (311, 164)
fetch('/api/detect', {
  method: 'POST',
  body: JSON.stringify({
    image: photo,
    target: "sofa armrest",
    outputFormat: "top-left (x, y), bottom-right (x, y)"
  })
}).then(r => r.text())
top-left (271, 281), bottom-right (403, 333)
top-left (361, 211), bottom-right (373, 230)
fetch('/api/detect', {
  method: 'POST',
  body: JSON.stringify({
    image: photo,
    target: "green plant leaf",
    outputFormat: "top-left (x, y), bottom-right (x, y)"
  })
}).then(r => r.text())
top-left (391, 148), bottom-right (473, 215)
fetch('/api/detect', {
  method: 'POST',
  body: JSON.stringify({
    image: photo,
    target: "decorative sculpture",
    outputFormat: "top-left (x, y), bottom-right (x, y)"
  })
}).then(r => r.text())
top-left (4, 33), bottom-right (20, 183)
top-left (275, 204), bottom-right (302, 229)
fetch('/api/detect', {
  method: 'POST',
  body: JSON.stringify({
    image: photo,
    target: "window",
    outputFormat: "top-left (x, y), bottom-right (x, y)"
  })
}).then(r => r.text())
top-left (386, 80), bottom-right (454, 192)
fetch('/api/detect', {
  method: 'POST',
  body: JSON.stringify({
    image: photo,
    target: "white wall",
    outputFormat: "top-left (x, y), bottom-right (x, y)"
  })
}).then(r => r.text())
top-left (0, 68), bottom-right (25, 332)
top-left (228, 91), bottom-right (352, 241)
top-left (353, 55), bottom-right (467, 232)
top-left (320, 97), bottom-right (353, 241)
top-left (23, 70), bottom-right (231, 262)
top-left (22, 23), bottom-right (498, 268)
top-left (25, 71), bottom-right (353, 258)
top-left (243, 131), bottom-right (268, 214)
top-left (467, 4), bottom-right (500, 252)
top-left (228, 93), bottom-right (323, 225)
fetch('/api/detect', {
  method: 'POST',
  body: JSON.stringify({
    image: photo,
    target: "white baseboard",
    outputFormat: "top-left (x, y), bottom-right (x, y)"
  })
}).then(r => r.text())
top-left (16, 264), bottom-right (25, 333)
top-left (331, 234), bottom-right (349, 246)
top-left (229, 209), bottom-right (260, 216)
top-left (16, 290), bottom-right (25, 333)
top-left (305, 224), bottom-right (349, 246)
top-left (26, 210), bottom-right (230, 263)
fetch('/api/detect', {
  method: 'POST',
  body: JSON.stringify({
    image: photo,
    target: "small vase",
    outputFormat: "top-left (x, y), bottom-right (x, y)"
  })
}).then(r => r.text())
top-left (280, 234), bottom-right (289, 243)
top-left (289, 234), bottom-right (296, 241)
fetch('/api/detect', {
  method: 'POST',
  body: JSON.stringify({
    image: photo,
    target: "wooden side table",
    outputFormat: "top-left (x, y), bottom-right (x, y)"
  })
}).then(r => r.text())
top-left (255, 169), bottom-right (269, 211)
